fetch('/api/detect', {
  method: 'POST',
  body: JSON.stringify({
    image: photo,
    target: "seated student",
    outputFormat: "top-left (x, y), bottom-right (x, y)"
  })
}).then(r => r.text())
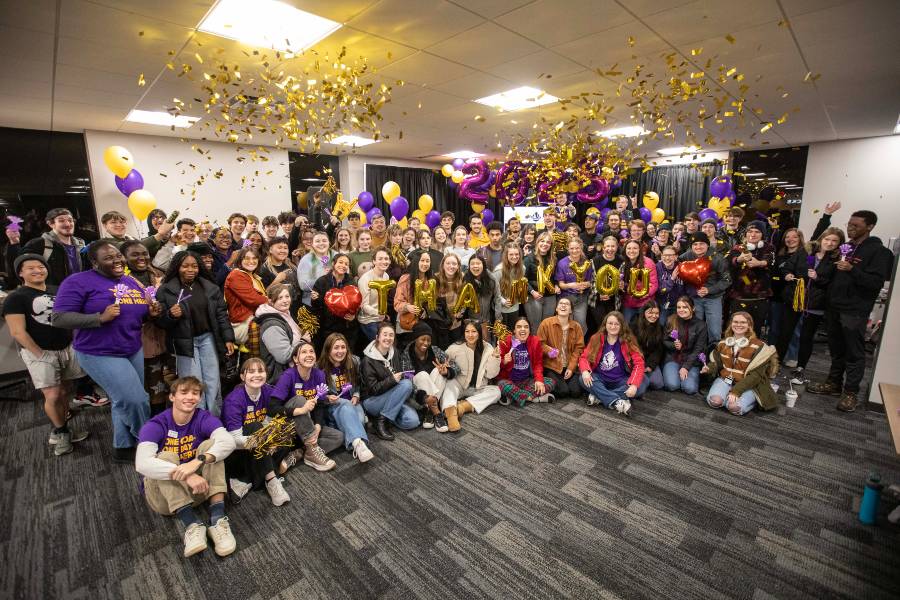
top-left (630, 300), bottom-right (666, 393)
top-left (578, 311), bottom-right (645, 417)
top-left (316, 333), bottom-right (374, 463)
top-left (701, 312), bottom-right (779, 415)
top-left (135, 376), bottom-right (237, 558)
top-left (442, 320), bottom-right (501, 432)
top-left (223, 247), bottom-right (268, 345)
top-left (536, 297), bottom-right (584, 399)
top-left (3, 254), bottom-right (87, 456)
top-left (497, 316), bottom-right (555, 406)
top-left (662, 296), bottom-right (707, 394)
top-left (255, 284), bottom-right (302, 384)
top-left (220, 359), bottom-right (291, 506)
top-left (400, 322), bottom-right (458, 432)
top-left (360, 323), bottom-right (421, 439)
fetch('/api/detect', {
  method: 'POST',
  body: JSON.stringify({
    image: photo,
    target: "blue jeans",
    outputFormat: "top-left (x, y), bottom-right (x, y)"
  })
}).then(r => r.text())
top-left (767, 301), bottom-right (784, 344)
top-left (706, 377), bottom-right (756, 415)
top-left (662, 361), bottom-right (700, 394)
top-left (360, 322), bottom-right (380, 343)
top-left (174, 333), bottom-right (222, 416)
top-left (637, 367), bottom-right (664, 395)
top-left (786, 314), bottom-right (802, 362)
top-left (76, 349), bottom-right (149, 449)
top-left (326, 399), bottom-right (368, 449)
top-left (579, 374), bottom-right (629, 408)
top-left (623, 306), bottom-right (640, 324)
top-left (363, 379), bottom-right (420, 429)
top-left (693, 295), bottom-right (722, 343)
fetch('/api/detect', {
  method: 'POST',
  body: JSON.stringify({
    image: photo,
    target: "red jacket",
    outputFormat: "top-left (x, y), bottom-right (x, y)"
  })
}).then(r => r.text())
top-left (498, 334), bottom-right (544, 382)
top-left (224, 269), bottom-right (268, 323)
top-left (578, 333), bottom-right (645, 387)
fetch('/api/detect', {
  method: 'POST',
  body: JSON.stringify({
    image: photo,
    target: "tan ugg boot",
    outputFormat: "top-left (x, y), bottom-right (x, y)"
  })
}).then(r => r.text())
top-left (457, 400), bottom-right (474, 416)
top-left (445, 405), bottom-right (460, 432)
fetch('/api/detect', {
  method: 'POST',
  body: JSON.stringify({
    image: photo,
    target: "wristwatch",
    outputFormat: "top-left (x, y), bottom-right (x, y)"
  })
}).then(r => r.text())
top-left (197, 453), bottom-right (212, 464)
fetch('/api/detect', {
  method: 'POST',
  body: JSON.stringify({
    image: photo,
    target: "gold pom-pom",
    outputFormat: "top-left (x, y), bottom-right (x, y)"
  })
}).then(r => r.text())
top-left (488, 319), bottom-right (511, 342)
top-left (296, 306), bottom-right (320, 336)
top-left (248, 415), bottom-right (297, 459)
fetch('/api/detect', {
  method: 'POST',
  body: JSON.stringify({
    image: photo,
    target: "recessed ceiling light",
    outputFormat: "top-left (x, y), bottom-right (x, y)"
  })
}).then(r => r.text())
top-left (743, 172), bottom-right (765, 176)
top-left (475, 86), bottom-right (558, 112)
top-left (445, 150), bottom-right (485, 159)
top-left (198, 0), bottom-right (341, 53)
top-left (657, 146), bottom-right (700, 155)
top-left (740, 165), bottom-right (748, 170)
top-left (329, 135), bottom-right (379, 147)
top-left (765, 177), bottom-right (779, 180)
top-left (301, 178), bottom-right (325, 182)
top-left (596, 126), bottom-right (650, 139)
top-left (126, 110), bottom-right (199, 128)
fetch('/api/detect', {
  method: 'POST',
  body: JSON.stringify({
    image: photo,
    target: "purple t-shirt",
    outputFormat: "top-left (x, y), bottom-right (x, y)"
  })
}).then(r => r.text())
top-left (54, 270), bottom-right (148, 356)
top-left (221, 384), bottom-right (274, 432)
top-left (138, 408), bottom-right (223, 464)
top-left (509, 343), bottom-right (532, 382)
top-left (272, 366), bottom-right (327, 404)
top-left (595, 340), bottom-right (628, 386)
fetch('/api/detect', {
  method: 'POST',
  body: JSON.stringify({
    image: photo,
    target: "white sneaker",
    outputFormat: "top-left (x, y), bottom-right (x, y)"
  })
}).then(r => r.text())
top-left (784, 359), bottom-right (798, 368)
top-left (229, 478), bottom-right (252, 502)
top-left (265, 477), bottom-right (291, 507)
top-left (586, 394), bottom-right (599, 406)
top-left (615, 398), bottom-right (633, 417)
top-left (48, 429), bottom-right (89, 445)
top-left (352, 438), bottom-right (374, 463)
top-left (207, 516), bottom-right (237, 557)
top-left (183, 522), bottom-right (207, 557)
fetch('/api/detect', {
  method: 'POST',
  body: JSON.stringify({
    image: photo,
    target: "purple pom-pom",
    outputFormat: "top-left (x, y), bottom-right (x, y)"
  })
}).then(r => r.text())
top-left (698, 352), bottom-right (706, 364)
top-left (242, 238), bottom-right (253, 248)
top-left (806, 255), bottom-right (816, 268)
top-left (548, 347), bottom-right (559, 359)
top-left (669, 330), bottom-right (679, 340)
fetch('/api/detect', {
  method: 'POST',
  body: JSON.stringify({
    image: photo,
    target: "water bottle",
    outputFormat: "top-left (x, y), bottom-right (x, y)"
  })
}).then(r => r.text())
top-left (858, 472), bottom-right (883, 525)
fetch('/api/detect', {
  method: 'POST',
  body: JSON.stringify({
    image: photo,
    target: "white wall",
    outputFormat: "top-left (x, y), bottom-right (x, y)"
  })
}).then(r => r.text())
top-left (338, 154), bottom-right (442, 200)
top-left (870, 257), bottom-right (900, 405)
top-left (85, 131), bottom-right (292, 237)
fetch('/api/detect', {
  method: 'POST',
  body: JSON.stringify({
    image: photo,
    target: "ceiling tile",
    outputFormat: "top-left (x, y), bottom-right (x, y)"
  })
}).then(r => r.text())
top-left (427, 22), bottom-right (542, 68)
top-left (59, 0), bottom-right (196, 48)
top-left (640, 0), bottom-right (781, 47)
top-left (789, 0), bottom-right (898, 48)
top-left (84, 0), bottom-right (213, 28)
top-left (496, 0), bottom-right (633, 47)
top-left (0, 0), bottom-right (56, 32)
top-left (485, 50), bottom-right (584, 86)
top-left (0, 24), bottom-right (54, 62)
top-left (449, 0), bottom-right (536, 20)
top-left (551, 20), bottom-right (669, 68)
top-left (375, 52), bottom-right (474, 87)
top-left (346, 0), bottom-right (484, 49)
top-left (430, 72), bottom-right (517, 101)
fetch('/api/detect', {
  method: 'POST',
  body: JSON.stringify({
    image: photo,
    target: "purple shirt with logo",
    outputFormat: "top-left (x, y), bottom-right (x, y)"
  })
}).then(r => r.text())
top-left (138, 408), bottom-right (222, 464)
top-left (221, 384), bottom-right (275, 431)
top-left (555, 256), bottom-right (594, 297)
top-left (272, 366), bottom-right (327, 402)
top-left (595, 340), bottom-right (627, 386)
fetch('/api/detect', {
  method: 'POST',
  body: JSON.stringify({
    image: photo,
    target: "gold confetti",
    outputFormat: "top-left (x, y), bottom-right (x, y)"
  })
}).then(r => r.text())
top-left (474, 115), bottom-right (486, 122)
top-left (627, 36), bottom-right (635, 47)
top-left (137, 73), bottom-right (145, 86)
top-left (725, 34), bottom-right (736, 44)
top-left (691, 47), bottom-right (703, 56)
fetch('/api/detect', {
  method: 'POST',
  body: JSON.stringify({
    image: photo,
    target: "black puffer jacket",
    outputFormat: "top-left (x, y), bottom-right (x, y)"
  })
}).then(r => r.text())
top-left (828, 236), bottom-right (893, 316)
top-left (663, 316), bottom-right (708, 369)
top-left (155, 277), bottom-right (234, 358)
top-left (806, 254), bottom-right (837, 312)
top-left (777, 248), bottom-right (809, 307)
top-left (360, 340), bottom-right (405, 398)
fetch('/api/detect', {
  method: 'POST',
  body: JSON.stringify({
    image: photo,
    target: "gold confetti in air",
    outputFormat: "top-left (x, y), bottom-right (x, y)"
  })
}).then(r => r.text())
top-left (137, 73), bottom-right (145, 86)
top-left (725, 34), bottom-right (736, 44)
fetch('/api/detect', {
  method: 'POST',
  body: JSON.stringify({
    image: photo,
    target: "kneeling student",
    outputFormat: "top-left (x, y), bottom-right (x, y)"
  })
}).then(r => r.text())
top-left (135, 376), bottom-right (237, 558)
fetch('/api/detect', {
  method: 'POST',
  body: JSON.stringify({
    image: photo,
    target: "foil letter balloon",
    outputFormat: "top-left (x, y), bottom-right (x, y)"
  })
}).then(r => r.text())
top-left (678, 256), bottom-right (712, 288)
top-left (627, 268), bottom-right (651, 299)
top-left (536, 263), bottom-right (555, 295)
top-left (595, 264), bottom-right (619, 296)
top-left (452, 282), bottom-right (480, 315)
top-left (570, 260), bottom-right (591, 283)
top-left (368, 279), bottom-right (396, 315)
top-left (414, 278), bottom-right (438, 313)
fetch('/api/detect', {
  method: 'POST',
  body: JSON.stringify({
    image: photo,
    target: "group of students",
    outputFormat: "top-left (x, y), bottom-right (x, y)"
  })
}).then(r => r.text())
top-left (1, 190), bottom-right (893, 559)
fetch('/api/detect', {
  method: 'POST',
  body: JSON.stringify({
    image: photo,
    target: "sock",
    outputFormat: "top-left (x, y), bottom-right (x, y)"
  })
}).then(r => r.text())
top-left (175, 505), bottom-right (201, 528)
top-left (53, 425), bottom-right (70, 434)
top-left (208, 501), bottom-right (225, 526)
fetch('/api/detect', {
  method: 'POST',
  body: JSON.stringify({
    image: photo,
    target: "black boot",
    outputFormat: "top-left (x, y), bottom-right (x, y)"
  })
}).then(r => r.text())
top-left (374, 416), bottom-right (395, 441)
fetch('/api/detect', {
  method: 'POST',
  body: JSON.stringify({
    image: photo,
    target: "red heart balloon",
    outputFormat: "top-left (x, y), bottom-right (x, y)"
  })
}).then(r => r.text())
top-left (324, 285), bottom-right (362, 318)
top-left (678, 256), bottom-right (712, 288)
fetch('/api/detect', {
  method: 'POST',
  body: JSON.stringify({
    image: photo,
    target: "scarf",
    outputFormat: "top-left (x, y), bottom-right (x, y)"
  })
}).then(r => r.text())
top-left (255, 303), bottom-right (302, 344)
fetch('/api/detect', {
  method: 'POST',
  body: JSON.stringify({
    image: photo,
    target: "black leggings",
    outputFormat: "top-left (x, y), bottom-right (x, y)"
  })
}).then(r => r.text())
top-left (776, 308), bottom-right (803, 361)
top-left (797, 312), bottom-right (824, 369)
top-left (545, 368), bottom-right (582, 398)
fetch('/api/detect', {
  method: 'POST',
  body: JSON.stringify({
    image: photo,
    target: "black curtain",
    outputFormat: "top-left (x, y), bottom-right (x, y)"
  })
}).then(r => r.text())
top-left (621, 162), bottom-right (724, 221)
top-left (365, 164), bottom-right (502, 226)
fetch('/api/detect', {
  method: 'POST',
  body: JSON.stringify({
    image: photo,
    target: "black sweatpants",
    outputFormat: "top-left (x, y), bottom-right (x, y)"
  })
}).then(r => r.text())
top-left (796, 312), bottom-right (824, 369)
top-left (825, 310), bottom-right (868, 393)
top-left (545, 368), bottom-right (582, 398)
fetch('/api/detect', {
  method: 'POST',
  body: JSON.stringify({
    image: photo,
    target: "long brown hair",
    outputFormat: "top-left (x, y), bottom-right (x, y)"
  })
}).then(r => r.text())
top-left (808, 227), bottom-right (845, 260)
top-left (498, 243), bottom-right (524, 299)
top-left (586, 310), bottom-right (641, 362)
top-left (666, 295), bottom-right (694, 343)
top-left (722, 311), bottom-right (757, 340)
top-left (534, 231), bottom-right (557, 271)
top-left (316, 333), bottom-right (358, 386)
top-left (436, 253), bottom-right (463, 297)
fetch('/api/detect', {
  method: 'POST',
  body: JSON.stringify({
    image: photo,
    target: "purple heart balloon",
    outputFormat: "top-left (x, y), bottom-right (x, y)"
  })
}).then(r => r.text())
top-left (115, 169), bottom-right (144, 197)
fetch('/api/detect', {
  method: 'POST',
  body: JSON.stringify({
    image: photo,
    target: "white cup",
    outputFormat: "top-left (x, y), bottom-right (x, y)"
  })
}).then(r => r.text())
top-left (785, 390), bottom-right (798, 408)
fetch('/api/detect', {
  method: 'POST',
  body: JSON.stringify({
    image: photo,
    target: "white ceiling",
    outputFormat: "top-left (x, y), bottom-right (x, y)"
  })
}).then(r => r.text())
top-left (0, 0), bottom-right (897, 162)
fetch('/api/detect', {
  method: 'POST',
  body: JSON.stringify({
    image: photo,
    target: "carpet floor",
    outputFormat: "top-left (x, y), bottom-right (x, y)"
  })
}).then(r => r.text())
top-left (1, 348), bottom-right (899, 600)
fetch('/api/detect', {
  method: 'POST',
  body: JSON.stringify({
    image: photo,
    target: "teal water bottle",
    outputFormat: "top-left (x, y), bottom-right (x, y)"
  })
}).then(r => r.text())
top-left (858, 472), bottom-right (882, 525)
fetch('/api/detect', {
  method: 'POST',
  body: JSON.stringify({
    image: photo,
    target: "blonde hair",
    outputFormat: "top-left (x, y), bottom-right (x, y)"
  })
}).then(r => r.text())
top-left (498, 243), bottom-right (524, 299)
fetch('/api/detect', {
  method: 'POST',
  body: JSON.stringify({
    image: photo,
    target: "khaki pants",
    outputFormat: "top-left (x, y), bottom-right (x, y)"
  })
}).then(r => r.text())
top-left (144, 439), bottom-right (227, 515)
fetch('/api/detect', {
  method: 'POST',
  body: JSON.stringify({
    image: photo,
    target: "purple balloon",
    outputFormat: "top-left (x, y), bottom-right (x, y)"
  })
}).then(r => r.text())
top-left (447, 180), bottom-right (458, 190)
top-left (390, 196), bottom-right (409, 221)
top-left (698, 207), bottom-right (718, 221)
top-left (600, 207), bottom-right (611, 222)
top-left (451, 158), bottom-right (465, 170)
top-left (425, 210), bottom-right (441, 229)
top-left (115, 169), bottom-right (144, 197)
top-left (709, 176), bottom-right (732, 199)
top-left (481, 208), bottom-right (494, 225)
top-left (366, 207), bottom-right (382, 223)
top-left (357, 190), bottom-right (374, 212)
top-left (638, 207), bottom-right (652, 222)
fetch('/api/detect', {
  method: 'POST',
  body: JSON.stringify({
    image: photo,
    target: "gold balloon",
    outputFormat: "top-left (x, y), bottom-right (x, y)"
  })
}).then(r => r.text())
top-left (595, 264), bottom-right (619, 296)
top-left (471, 202), bottom-right (485, 214)
top-left (441, 164), bottom-right (454, 178)
top-left (350, 208), bottom-right (367, 225)
top-left (418, 194), bottom-right (434, 213)
top-left (451, 170), bottom-right (465, 184)
top-left (642, 191), bottom-right (659, 210)
top-left (297, 191), bottom-right (309, 209)
top-left (452, 282), bottom-right (480, 315)
top-left (510, 277), bottom-right (529, 305)
top-left (127, 189), bottom-right (157, 220)
top-left (414, 278), bottom-right (437, 312)
top-left (382, 181), bottom-right (401, 203)
top-left (627, 267), bottom-right (651, 299)
top-left (535, 263), bottom-right (555, 295)
top-left (368, 279), bottom-right (396, 315)
top-left (411, 209), bottom-right (427, 222)
top-left (103, 145), bottom-right (134, 178)
top-left (651, 207), bottom-right (666, 223)
top-left (569, 260), bottom-right (591, 283)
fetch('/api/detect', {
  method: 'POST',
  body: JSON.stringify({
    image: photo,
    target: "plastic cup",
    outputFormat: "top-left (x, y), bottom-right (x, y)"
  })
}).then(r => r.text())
top-left (785, 390), bottom-right (798, 408)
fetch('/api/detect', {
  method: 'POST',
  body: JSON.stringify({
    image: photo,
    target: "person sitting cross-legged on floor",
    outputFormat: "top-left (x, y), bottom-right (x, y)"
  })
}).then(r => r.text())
top-left (701, 311), bottom-right (779, 415)
top-left (135, 376), bottom-right (237, 558)
top-left (220, 358), bottom-right (291, 506)
top-left (536, 297), bottom-right (585, 399)
top-left (442, 320), bottom-right (502, 432)
top-left (359, 323), bottom-right (421, 440)
top-left (578, 311), bottom-right (645, 417)
top-left (497, 316), bottom-right (556, 406)
top-left (400, 322), bottom-right (458, 432)
top-left (661, 295), bottom-right (707, 395)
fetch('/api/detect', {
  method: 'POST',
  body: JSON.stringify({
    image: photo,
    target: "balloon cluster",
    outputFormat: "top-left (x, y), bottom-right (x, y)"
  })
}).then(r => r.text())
top-left (698, 175), bottom-right (735, 221)
top-left (103, 146), bottom-right (157, 221)
top-left (355, 181), bottom-right (442, 230)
